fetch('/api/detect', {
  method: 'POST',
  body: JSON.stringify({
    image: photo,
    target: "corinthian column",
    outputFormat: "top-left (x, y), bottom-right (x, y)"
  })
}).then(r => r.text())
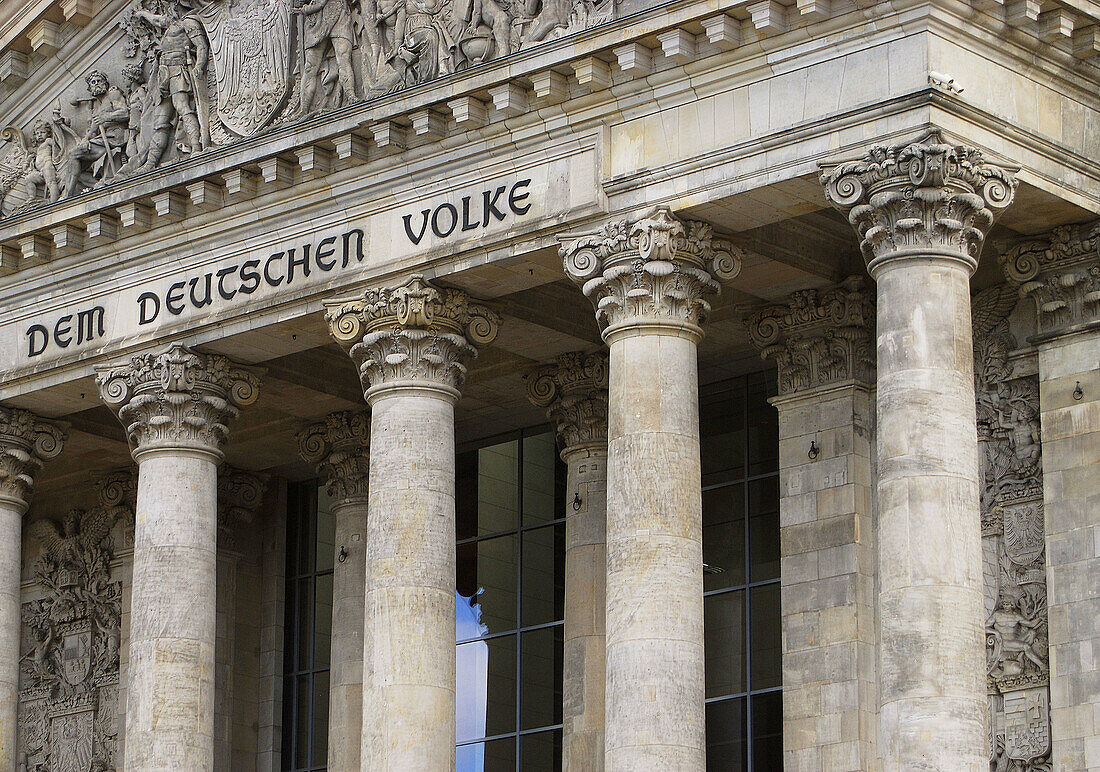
top-left (324, 276), bottom-right (499, 770)
top-left (297, 410), bottom-right (371, 772)
top-left (0, 408), bottom-right (65, 770)
top-left (561, 208), bottom-right (741, 770)
top-left (821, 132), bottom-right (1017, 770)
top-left (96, 344), bottom-right (261, 772)
top-left (526, 351), bottom-right (609, 772)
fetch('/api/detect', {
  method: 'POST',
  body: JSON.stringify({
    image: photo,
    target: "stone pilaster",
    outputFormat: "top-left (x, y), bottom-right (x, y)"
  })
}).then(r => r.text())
top-left (822, 132), bottom-right (1017, 771)
top-left (526, 351), bottom-right (609, 772)
top-left (561, 207), bottom-right (741, 770)
top-left (214, 465), bottom-right (268, 772)
top-left (745, 277), bottom-right (877, 772)
top-left (325, 276), bottom-right (498, 770)
top-left (1000, 222), bottom-right (1100, 770)
top-left (297, 410), bottom-right (370, 772)
top-left (0, 407), bottom-right (65, 771)
top-left (96, 343), bottom-right (261, 772)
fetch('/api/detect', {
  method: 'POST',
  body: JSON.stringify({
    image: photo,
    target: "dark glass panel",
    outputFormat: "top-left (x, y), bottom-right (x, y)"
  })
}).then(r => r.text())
top-left (747, 373), bottom-right (778, 476)
top-left (457, 736), bottom-right (517, 772)
top-left (700, 380), bottom-right (747, 487)
top-left (456, 633), bottom-right (517, 741)
top-left (706, 696), bottom-right (747, 771)
top-left (296, 577), bottom-right (313, 667)
top-left (751, 691), bottom-right (783, 769)
top-left (521, 729), bottom-right (563, 772)
top-left (702, 483), bottom-right (746, 590)
top-left (314, 573), bottom-right (333, 669)
top-left (522, 432), bottom-right (559, 526)
top-left (520, 625), bottom-right (563, 730)
top-left (521, 524), bottom-right (565, 627)
top-left (748, 477), bottom-right (780, 582)
top-left (315, 488), bottom-right (335, 572)
top-left (456, 449), bottom-right (479, 540)
top-left (749, 584), bottom-right (782, 690)
top-left (704, 590), bottom-right (746, 698)
top-left (478, 440), bottom-right (520, 535)
top-left (295, 674), bottom-right (310, 768)
top-left (298, 485), bottom-right (316, 575)
top-left (312, 671), bottom-right (329, 766)
top-left (457, 534), bottom-right (518, 638)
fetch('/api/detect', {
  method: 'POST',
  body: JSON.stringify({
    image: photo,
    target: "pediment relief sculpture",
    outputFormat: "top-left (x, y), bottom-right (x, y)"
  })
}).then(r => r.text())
top-left (0, 0), bottom-right (615, 218)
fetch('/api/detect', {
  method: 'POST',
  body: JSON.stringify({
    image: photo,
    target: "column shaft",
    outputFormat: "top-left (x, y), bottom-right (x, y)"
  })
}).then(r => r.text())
top-left (330, 496), bottom-right (366, 771)
top-left (562, 447), bottom-right (607, 770)
top-left (605, 330), bottom-right (704, 769)
top-left (127, 452), bottom-right (219, 769)
top-left (874, 258), bottom-right (985, 768)
top-left (0, 500), bottom-right (21, 770)
top-left (362, 389), bottom-right (456, 769)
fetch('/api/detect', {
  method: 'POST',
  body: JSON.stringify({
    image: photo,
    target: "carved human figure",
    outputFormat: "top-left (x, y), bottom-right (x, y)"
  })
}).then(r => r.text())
top-left (454, 0), bottom-right (512, 66)
top-left (987, 595), bottom-right (1046, 672)
top-left (131, 5), bottom-right (210, 155)
top-left (22, 120), bottom-right (63, 204)
top-left (389, 0), bottom-right (455, 86)
top-left (293, 0), bottom-right (359, 112)
top-left (121, 63), bottom-right (150, 163)
top-left (521, 0), bottom-right (569, 43)
top-left (58, 71), bottom-right (129, 195)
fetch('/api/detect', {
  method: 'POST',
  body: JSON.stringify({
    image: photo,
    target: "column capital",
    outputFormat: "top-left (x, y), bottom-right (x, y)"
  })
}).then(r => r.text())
top-left (95, 343), bottom-right (262, 461)
top-left (323, 275), bottom-right (500, 401)
top-left (820, 131), bottom-right (1018, 277)
top-left (297, 410), bottom-right (371, 502)
top-left (217, 464), bottom-right (269, 552)
top-left (0, 406), bottom-right (67, 511)
top-left (559, 206), bottom-right (742, 342)
top-left (998, 220), bottom-right (1100, 339)
top-left (525, 351), bottom-right (609, 454)
top-left (745, 276), bottom-right (875, 396)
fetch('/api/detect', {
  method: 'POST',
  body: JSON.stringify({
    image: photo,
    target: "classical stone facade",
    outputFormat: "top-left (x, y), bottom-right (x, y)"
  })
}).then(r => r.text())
top-left (1, 1), bottom-right (1099, 771)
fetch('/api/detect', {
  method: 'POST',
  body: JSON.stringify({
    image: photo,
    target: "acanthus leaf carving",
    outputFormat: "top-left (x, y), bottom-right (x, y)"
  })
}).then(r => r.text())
top-left (297, 410), bottom-right (370, 501)
top-left (0, 407), bottom-right (67, 510)
top-left (324, 275), bottom-right (498, 394)
top-left (744, 275), bottom-right (875, 395)
top-left (524, 350), bottom-right (608, 452)
top-left (94, 343), bottom-right (262, 459)
top-left (216, 464), bottom-right (269, 551)
top-left (559, 207), bottom-right (742, 336)
top-left (820, 131), bottom-right (1018, 275)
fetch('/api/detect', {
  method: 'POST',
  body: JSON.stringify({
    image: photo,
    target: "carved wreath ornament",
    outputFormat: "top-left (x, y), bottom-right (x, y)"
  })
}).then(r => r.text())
top-left (559, 207), bottom-right (742, 335)
top-left (820, 131), bottom-right (1018, 273)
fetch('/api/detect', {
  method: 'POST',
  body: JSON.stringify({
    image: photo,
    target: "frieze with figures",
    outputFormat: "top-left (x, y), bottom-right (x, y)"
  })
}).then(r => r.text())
top-left (0, 0), bottom-right (612, 218)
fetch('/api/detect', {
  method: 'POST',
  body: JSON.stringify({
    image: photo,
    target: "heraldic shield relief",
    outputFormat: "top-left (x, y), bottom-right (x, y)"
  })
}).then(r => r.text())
top-left (199, 0), bottom-right (294, 138)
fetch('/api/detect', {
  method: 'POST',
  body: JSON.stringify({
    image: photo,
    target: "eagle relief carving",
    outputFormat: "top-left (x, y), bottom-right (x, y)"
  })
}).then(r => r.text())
top-left (18, 495), bottom-right (128, 772)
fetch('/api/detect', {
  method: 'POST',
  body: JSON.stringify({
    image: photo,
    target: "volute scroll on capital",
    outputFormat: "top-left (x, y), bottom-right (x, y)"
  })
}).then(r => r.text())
top-left (525, 351), bottom-right (609, 452)
top-left (297, 410), bottom-right (371, 502)
top-left (324, 275), bottom-right (500, 394)
top-left (0, 406), bottom-right (68, 508)
top-left (559, 206), bottom-right (743, 338)
top-left (94, 343), bottom-right (263, 459)
top-left (820, 131), bottom-right (1019, 276)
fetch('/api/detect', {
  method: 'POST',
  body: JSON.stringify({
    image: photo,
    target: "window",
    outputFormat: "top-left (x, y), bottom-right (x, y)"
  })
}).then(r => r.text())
top-left (700, 371), bottom-right (782, 771)
top-left (282, 482), bottom-right (335, 771)
top-left (455, 429), bottom-right (566, 772)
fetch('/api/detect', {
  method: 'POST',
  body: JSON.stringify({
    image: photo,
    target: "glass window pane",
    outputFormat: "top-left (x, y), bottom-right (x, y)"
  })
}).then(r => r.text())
top-left (316, 488), bottom-right (336, 571)
top-left (748, 478), bottom-right (780, 582)
top-left (297, 577), bottom-right (313, 667)
top-left (456, 449), bottom-right (479, 541)
top-left (314, 573), bottom-right (333, 669)
top-left (312, 670), bottom-right (329, 766)
top-left (705, 590), bottom-right (746, 698)
top-left (521, 729), bottom-right (563, 772)
top-left (706, 696), bottom-right (747, 771)
top-left (751, 690), bottom-right (782, 769)
top-left (295, 674), bottom-right (310, 768)
top-left (747, 374), bottom-right (778, 476)
top-left (701, 381), bottom-right (747, 486)
top-left (457, 633), bottom-right (517, 741)
top-left (749, 584), bottom-right (782, 690)
top-left (520, 625), bottom-right (563, 730)
top-left (703, 483), bottom-right (746, 590)
top-left (479, 440), bottom-right (520, 535)
top-left (457, 534), bottom-right (518, 638)
top-left (458, 736), bottom-right (516, 772)
top-left (298, 486), bottom-right (316, 575)
top-left (521, 524), bottom-right (564, 627)
top-left (283, 579), bottom-right (298, 672)
top-left (523, 432), bottom-right (559, 526)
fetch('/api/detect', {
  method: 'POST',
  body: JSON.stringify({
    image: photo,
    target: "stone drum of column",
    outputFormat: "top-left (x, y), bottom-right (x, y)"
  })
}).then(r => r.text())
top-left (822, 134), bottom-right (1017, 771)
top-left (0, 408), bottom-right (65, 770)
top-left (325, 276), bottom-right (499, 771)
top-left (562, 209), bottom-right (740, 770)
top-left (527, 351), bottom-right (610, 771)
top-left (96, 344), bottom-right (261, 772)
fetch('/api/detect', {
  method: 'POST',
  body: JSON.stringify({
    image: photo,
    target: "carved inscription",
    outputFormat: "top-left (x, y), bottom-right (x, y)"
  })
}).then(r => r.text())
top-left (401, 179), bottom-right (532, 244)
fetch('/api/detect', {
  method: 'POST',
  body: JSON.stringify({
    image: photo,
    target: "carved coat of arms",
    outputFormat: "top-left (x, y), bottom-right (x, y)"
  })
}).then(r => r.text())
top-left (1003, 688), bottom-right (1051, 763)
top-left (198, 0), bottom-right (293, 137)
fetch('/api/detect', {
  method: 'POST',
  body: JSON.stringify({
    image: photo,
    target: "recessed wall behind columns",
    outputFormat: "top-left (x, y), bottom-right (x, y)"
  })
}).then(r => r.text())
top-left (774, 385), bottom-right (876, 772)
